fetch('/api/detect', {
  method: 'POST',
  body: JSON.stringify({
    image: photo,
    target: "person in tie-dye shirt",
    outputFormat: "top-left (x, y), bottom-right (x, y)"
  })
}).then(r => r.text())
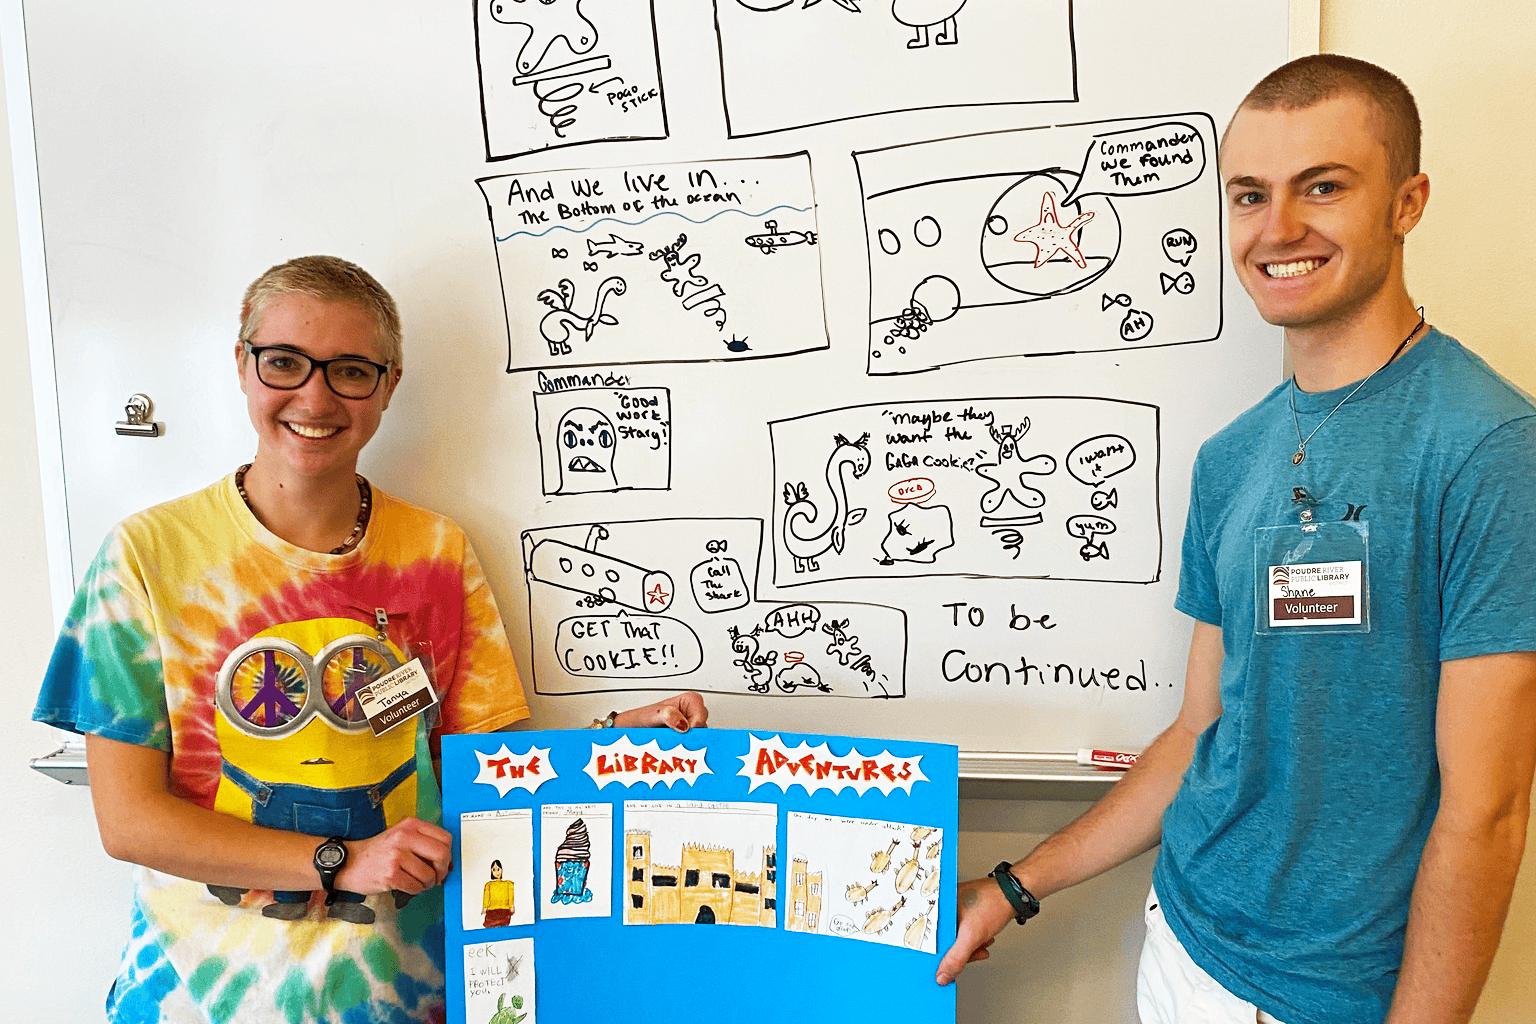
top-left (34, 255), bottom-right (707, 1024)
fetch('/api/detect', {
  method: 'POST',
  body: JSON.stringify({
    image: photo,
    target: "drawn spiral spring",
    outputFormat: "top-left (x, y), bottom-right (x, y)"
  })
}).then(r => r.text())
top-left (535, 79), bottom-right (583, 138)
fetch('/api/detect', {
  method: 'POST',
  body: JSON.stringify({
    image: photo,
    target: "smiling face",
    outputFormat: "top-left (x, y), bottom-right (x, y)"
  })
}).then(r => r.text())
top-left (237, 293), bottom-right (400, 484)
top-left (1222, 93), bottom-right (1426, 337)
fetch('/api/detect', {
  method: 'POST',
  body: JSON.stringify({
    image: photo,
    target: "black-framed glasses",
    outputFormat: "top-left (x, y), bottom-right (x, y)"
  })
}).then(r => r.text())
top-left (243, 342), bottom-right (391, 400)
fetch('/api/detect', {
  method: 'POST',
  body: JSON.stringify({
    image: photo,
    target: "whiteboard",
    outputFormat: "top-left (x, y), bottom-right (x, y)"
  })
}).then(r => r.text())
top-left (9, 0), bottom-right (1287, 755)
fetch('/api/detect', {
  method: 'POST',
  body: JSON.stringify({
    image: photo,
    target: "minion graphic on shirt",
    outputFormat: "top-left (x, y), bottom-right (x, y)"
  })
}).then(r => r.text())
top-left (209, 617), bottom-right (425, 923)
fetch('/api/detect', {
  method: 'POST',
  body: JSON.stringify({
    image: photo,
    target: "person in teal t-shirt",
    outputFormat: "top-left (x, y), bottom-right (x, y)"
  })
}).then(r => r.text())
top-left (937, 55), bottom-right (1536, 1024)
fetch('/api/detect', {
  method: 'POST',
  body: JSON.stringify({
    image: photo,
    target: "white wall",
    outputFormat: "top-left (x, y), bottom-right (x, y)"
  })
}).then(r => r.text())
top-left (3, 4), bottom-right (1533, 1021)
top-left (0, 49), bottom-right (137, 1022)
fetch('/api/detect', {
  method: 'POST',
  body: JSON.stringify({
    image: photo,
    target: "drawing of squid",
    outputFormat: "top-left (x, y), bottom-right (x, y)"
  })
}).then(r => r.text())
top-left (537, 277), bottom-right (626, 355)
top-left (783, 432), bottom-right (871, 573)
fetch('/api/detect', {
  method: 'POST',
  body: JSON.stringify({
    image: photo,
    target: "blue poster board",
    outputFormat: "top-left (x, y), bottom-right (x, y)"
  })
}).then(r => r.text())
top-left (442, 729), bottom-right (958, 1024)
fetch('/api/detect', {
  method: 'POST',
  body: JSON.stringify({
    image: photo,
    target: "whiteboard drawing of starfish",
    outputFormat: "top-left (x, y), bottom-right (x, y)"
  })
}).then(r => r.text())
top-left (489, 0), bottom-right (600, 76)
top-left (1012, 191), bottom-right (1096, 269)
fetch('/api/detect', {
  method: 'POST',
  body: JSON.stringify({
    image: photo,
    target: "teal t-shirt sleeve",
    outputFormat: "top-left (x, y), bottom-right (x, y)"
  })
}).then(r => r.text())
top-left (32, 530), bottom-right (171, 750)
top-left (1175, 459), bottom-right (1222, 627)
top-left (1438, 416), bottom-right (1536, 661)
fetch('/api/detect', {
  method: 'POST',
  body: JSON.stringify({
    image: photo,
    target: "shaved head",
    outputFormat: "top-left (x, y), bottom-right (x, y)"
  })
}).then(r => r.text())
top-left (1228, 54), bottom-right (1421, 187)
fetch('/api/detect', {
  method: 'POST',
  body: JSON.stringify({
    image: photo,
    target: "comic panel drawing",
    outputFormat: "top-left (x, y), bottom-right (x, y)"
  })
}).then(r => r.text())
top-left (475, 0), bottom-right (666, 160)
top-left (521, 518), bottom-right (907, 697)
top-left (855, 114), bottom-right (1222, 374)
top-left (622, 801), bottom-right (777, 927)
top-left (712, 0), bottom-right (1075, 137)
top-left (463, 936), bottom-right (536, 1024)
top-left (479, 154), bottom-right (827, 372)
top-left (769, 397), bottom-right (1159, 586)
top-left (533, 387), bottom-right (671, 495)
top-left (540, 803), bottom-right (614, 919)
top-left (786, 813), bottom-right (942, 954)
top-left (461, 809), bottom-right (536, 931)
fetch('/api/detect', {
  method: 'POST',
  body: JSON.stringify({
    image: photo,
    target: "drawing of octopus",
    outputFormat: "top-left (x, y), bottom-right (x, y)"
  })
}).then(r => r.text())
top-left (537, 277), bottom-right (626, 356)
top-left (782, 432), bottom-right (871, 573)
top-left (892, 0), bottom-right (967, 47)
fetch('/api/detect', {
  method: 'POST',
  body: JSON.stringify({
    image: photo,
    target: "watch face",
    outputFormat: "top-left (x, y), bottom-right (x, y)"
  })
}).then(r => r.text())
top-left (317, 845), bottom-right (346, 869)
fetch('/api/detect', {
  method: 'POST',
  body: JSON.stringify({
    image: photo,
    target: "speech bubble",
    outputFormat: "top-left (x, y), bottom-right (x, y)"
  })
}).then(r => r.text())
top-left (585, 735), bottom-right (712, 790)
top-left (762, 603), bottom-right (821, 638)
top-left (737, 734), bottom-right (929, 796)
top-left (1162, 228), bottom-right (1197, 266)
top-left (690, 556), bottom-right (749, 613)
top-left (1066, 434), bottom-right (1137, 485)
top-left (473, 743), bottom-right (555, 798)
top-left (888, 477), bottom-right (936, 504)
top-left (556, 610), bottom-right (703, 677)
top-left (1063, 121), bottom-right (1206, 204)
top-left (1067, 514), bottom-right (1118, 540)
top-left (1119, 307), bottom-right (1154, 341)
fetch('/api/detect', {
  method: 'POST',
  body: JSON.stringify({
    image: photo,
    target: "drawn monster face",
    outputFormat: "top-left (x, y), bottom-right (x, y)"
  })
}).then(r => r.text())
top-left (557, 407), bottom-right (617, 493)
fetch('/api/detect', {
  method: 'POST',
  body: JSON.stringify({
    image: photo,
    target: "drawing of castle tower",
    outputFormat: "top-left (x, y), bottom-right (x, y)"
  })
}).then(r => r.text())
top-left (787, 856), bottom-right (824, 933)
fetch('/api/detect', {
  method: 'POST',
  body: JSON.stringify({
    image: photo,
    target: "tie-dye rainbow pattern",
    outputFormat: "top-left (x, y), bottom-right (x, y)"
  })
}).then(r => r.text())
top-left (36, 475), bottom-right (529, 1023)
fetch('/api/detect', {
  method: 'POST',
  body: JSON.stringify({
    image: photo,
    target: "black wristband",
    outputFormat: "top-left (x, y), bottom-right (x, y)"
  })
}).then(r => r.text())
top-left (314, 836), bottom-right (349, 905)
top-left (990, 861), bottom-right (1040, 925)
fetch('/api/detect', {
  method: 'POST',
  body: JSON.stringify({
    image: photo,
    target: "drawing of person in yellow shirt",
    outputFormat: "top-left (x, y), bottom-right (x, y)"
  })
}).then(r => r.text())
top-left (483, 859), bottom-right (515, 928)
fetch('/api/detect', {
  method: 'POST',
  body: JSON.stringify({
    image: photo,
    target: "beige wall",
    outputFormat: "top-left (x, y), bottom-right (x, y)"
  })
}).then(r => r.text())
top-left (1317, 5), bottom-right (1536, 1020)
top-left (2, 3), bottom-right (1533, 1021)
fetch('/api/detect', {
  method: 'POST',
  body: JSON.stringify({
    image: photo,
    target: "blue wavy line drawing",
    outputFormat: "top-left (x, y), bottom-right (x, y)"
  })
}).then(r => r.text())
top-left (495, 204), bottom-right (813, 243)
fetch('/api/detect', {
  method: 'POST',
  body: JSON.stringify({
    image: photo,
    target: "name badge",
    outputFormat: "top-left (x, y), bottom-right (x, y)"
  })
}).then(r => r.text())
top-left (355, 657), bottom-right (440, 736)
top-left (1266, 559), bottom-right (1363, 627)
top-left (1254, 521), bottom-right (1370, 635)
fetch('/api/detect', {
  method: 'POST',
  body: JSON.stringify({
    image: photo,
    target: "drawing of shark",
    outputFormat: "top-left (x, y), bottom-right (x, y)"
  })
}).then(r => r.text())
top-left (586, 233), bottom-right (643, 259)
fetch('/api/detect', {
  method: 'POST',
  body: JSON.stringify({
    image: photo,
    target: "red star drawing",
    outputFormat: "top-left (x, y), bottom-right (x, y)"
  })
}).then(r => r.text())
top-left (1012, 191), bottom-right (1096, 269)
top-left (646, 582), bottom-right (671, 607)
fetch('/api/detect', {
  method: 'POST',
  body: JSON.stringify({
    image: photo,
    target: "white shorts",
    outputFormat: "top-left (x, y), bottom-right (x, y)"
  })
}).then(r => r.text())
top-left (1137, 888), bottom-right (1289, 1024)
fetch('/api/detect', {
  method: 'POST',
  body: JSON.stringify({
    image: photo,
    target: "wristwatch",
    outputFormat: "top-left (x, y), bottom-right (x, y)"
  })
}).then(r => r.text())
top-left (990, 861), bottom-right (1041, 925)
top-left (314, 836), bottom-right (349, 905)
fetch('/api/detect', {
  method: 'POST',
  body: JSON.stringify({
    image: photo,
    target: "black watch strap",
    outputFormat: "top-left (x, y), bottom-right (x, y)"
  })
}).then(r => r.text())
top-left (314, 836), bottom-right (348, 905)
top-left (991, 861), bottom-right (1041, 925)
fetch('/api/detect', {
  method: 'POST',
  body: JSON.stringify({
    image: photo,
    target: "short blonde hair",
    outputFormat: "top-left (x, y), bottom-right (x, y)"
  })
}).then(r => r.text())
top-left (239, 255), bottom-right (403, 365)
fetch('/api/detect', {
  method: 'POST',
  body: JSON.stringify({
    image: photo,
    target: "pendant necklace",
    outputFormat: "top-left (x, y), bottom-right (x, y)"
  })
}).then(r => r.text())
top-left (1288, 310), bottom-right (1424, 467)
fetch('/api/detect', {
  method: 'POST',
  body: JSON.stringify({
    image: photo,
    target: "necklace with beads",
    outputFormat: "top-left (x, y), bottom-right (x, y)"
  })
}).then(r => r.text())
top-left (1288, 310), bottom-right (1425, 467)
top-left (235, 463), bottom-right (372, 554)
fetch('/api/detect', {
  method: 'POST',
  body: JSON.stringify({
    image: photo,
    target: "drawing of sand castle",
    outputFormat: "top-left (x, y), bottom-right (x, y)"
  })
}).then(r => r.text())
top-left (624, 830), bottom-right (777, 927)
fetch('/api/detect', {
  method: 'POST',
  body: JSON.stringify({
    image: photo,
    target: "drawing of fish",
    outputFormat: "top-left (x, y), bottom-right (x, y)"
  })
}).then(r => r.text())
top-left (1091, 488), bottom-right (1119, 511)
top-left (745, 219), bottom-right (818, 255)
top-left (587, 233), bottom-right (644, 259)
